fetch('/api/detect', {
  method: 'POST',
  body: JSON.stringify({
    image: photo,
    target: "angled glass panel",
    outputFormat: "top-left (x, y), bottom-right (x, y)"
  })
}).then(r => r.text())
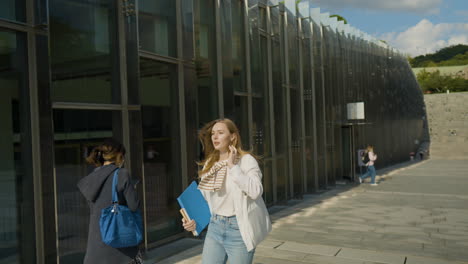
top-left (0, 30), bottom-right (36, 264)
top-left (290, 87), bottom-right (303, 196)
top-left (220, 0), bottom-right (234, 116)
top-left (233, 96), bottom-right (250, 149)
top-left (271, 31), bottom-right (288, 201)
top-left (248, 0), bottom-right (262, 95)
top-left (284, 0), bottom-right (296, 16)
top-left (298, 1), bottom-right (309, 18)
top-left (138, 1), bottom-right (177, 57)
top-left (232, 0), bottom-right (247, 93)
top-left (286, 0), bottom-right (298, 87)
top-left (259, 6), bottom-right (267, 31)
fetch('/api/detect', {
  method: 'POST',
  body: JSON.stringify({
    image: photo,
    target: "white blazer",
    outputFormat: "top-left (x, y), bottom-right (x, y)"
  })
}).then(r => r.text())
top-left (201, 154), bottom-right (272, 252)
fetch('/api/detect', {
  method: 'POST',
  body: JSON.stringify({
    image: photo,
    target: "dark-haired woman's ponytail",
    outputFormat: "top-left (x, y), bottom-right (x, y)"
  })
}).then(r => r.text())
top-left (86, 147), bottom-right (104, 167)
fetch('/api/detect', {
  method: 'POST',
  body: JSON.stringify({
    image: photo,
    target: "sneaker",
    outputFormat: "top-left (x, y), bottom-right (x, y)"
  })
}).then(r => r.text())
top-left (358, 177), bottom-right (362, 184)
top-left (370, 183), bottom-right (378, 186)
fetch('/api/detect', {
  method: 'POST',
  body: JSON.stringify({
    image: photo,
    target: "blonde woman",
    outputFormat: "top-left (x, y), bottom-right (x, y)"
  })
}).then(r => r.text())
top-left (182, 118), bottom-right (271, 264)
top-left (359, 145), bottom-right (378, 186)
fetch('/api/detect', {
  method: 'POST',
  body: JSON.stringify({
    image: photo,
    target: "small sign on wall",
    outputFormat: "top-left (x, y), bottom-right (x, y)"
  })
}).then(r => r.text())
top-left (347, 102), bottom-right (365, 120)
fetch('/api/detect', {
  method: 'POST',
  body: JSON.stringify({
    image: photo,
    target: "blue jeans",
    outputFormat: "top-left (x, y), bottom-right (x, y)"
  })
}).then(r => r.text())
top-left (360, 165), bottom-right (376, 184)
top-left (201, 215), bottom-right (255, 264)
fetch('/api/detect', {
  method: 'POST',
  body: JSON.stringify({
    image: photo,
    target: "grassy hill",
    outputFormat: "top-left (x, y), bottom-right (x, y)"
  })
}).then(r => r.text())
top-left (409, 44), bottom-right (468, 67)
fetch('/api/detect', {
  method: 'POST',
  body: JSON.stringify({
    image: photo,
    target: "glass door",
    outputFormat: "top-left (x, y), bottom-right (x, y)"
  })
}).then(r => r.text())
top-left (139, 58), bottom-right (182, 244)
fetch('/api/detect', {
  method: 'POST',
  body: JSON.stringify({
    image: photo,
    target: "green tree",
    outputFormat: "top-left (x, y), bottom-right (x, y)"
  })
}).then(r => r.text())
top-left (410, 44), bottom-right (468, 67)
top-left (417, 69), bottom-right (468, 93)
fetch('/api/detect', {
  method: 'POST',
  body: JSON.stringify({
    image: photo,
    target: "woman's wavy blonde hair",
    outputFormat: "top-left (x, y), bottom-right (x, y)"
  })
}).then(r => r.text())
top-left (197, 118), bottom-right (252, 176)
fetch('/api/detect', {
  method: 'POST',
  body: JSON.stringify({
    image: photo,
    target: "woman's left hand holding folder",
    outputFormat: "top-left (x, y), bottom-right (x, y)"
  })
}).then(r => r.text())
top-left (182, 218), bottom-right (196, 232)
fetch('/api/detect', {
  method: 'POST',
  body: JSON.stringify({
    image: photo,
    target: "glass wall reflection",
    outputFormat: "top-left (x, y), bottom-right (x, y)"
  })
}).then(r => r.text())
top-left (194, 0), bottom-right (218, 124)
top-left (0, 1), bottom-right (26, 22)
top-left (139, 58), bottom-right (182, 243)
top-left (49, 0), bottom-right (118, 104)
top-left (271, 7), bottom-right (288, 202)
top-left (54, 109), bottom-right (121, 264)
top-left (0, 30), bottom-right (35, 264)
top-left (138, 1), bottom-right (177, 57)
top-left (231, 0), bottom-right (246, 93)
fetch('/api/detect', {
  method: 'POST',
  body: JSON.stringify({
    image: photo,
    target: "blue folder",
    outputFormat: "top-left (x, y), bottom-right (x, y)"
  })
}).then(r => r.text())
top-left (177, 181), bottom-right (211, 236)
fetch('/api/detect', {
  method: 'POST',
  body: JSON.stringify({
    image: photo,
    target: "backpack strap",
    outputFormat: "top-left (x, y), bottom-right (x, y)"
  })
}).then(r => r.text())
top-left (111, 168), bottom-right (120, 204)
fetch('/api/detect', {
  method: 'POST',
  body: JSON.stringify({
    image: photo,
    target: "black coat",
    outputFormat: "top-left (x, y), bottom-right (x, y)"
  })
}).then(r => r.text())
top-left (77, 164), bottom-right (140, 264)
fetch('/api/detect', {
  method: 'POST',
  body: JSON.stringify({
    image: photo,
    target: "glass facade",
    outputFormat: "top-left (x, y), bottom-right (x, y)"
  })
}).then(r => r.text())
top-left (49, 0), bottom-right (120, 104)
top-left (0, 1), bottom-right (26, 22)
top-left (139, 59), bottom-right (182, 243)
top-left (1, 0), bottom-right (429, 263)
top-left (0, 30), bottom-right (36, 264)
top-left (138, 1), bottom-right (177, 57)
top-left (54, 109), bottom-right (122, 263)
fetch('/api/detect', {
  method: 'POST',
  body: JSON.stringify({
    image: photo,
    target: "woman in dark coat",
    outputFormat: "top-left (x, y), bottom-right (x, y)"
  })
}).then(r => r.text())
top-left (77, 139), bottom-right (142, 264)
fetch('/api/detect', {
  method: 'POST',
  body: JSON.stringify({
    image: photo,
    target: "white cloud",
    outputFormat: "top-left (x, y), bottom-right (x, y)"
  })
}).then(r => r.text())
top-left (380, 19), bottom-right (468, 56)
top-left (312, 0), bottom-right (442, 14)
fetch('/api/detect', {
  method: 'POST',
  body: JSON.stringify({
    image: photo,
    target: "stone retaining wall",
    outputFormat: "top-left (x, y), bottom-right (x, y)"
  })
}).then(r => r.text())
top-left (424, 91), bottom-right (468, 158)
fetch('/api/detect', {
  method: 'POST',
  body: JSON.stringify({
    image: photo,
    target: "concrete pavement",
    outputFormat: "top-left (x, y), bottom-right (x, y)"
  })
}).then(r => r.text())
top-left (148, 159), bottom-right (468, 264)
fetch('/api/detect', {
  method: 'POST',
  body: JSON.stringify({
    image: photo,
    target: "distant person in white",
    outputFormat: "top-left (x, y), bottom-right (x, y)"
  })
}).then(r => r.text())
top-left (182, 118), bottom-right (271, 264)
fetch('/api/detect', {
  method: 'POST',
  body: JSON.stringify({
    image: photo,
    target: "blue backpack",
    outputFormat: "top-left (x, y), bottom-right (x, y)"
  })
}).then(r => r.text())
top-left (99, 168), bottom-right (143, 248)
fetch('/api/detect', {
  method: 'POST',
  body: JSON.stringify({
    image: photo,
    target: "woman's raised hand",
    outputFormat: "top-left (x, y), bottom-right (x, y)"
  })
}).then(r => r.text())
top-left (182, 218), bottom-right (196, 232)
top-left (227, 145), bottom-right (237, 168)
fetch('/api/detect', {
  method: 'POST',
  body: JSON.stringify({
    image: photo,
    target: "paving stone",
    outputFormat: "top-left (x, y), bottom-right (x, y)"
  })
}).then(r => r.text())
top-left (257, 239), bottom-right (284, 249)
top-left (336, 248), bottom-right (405, 264)
top-left (253, 255), bottom-right (307, 264)
top-left (255, 247), bottom-right (308, 262)
top-left (302, 253), bottom-right (390, 264)
top-left (153, 160), bottom-right (468, 264)
top-left (328, 225), bottom-right (375, 232)
top-left (406, 255), bottom-right (466, 264)
top-left (276, 241), bottom-right (341, 256)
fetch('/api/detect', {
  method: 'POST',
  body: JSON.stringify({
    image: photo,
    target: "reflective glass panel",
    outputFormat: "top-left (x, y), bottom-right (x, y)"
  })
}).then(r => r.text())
top-left (232, 0), bottom-right (246, 92)
top-left (194, 0), bottom-right (218, 124)
top-left (139, 58), bottom-right (182, 242)
top-left (262, 160), bottom-right (273, 205)
top-left (220, 0), bottom-right (234, 115)
top-left (0, 30), bottom-right (36, 264)
top-left (0, 1), bottom-right (26, 22)
top-left (249, 4), bottom-right (262, 95)
top-left (271, 37), bottom-right (288, 201)
top-left (302, 30), bottom-right (317, 191)
top-left (233, 96), bottom-right (250, 149)
top-left (259, 7), bottom-right (267, 31)
top-left (287, 13), bottom-right (298, 87)
top-left (290, 88), bottom-right (303, 196)
top-left (54, 109), bottom-right (122, 264)
top-left (49, 0), bottom-right (118, 103)
top-left (139, 1), bottom-right (177, 57)
top-left (312, 22), bottom-right (327, 188)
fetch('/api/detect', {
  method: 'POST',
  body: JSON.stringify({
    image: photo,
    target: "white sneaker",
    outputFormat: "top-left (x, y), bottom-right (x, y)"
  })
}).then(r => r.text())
top-left (358, 177), bottom-right (362, 184)
top-left (370, 183), bottom-right (378, 186)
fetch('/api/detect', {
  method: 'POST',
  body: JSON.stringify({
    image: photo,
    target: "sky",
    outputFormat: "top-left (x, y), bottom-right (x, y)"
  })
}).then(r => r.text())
top-left (312, 0), bottom-right (468, 57)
